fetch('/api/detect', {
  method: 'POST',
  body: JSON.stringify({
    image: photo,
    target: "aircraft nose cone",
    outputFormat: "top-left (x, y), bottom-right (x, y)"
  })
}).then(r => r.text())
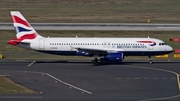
top-left (168, 45), bottom-right (173, 52)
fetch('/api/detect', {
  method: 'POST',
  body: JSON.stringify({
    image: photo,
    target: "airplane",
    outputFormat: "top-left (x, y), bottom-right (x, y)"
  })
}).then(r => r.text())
top-left (8, 11), bottom-right (173, 65)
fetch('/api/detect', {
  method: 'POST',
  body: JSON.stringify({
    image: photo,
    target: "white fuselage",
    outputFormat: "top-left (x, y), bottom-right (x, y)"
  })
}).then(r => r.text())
top-left (21, 37), bottom-right (173, 56)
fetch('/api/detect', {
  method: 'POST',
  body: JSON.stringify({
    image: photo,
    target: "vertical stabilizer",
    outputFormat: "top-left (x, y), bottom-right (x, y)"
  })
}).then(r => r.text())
top-left (10, 11), bottom-right (43, 40)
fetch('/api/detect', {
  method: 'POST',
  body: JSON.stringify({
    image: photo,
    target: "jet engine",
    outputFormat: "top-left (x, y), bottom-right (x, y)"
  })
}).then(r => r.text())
top-left (100, 53), bottom-right (123, 61)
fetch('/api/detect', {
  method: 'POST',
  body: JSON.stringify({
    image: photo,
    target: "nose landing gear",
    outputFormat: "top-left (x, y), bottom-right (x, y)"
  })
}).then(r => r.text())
top-left (148, 56), bottom-right (153, 64)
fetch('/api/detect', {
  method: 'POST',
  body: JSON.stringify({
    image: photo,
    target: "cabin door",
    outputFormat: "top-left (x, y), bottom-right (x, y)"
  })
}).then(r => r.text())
top-left (39, 39), bottom-right (45, 49)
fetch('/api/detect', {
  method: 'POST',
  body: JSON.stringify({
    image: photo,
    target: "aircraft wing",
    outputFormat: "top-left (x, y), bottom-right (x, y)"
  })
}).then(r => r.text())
top-left (71, 46), bottom-right (124, 55)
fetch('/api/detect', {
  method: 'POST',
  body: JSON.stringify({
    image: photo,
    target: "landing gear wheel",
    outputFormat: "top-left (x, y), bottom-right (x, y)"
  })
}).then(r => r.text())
top-left (92, 55), bottom-right (99, 65)
top-left (95, 58), bottom-right (98, 63)
top-left (148, 56), bottom-right (153, 64)
top-left (149, 60), bottom-right (153, 64)
top-left (92, 59), bottom-right (98, 65)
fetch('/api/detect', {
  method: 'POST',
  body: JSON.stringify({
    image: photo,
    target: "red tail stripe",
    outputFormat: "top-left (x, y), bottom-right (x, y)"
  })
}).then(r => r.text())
top-left (19, 33), bottom-right (37, 40)
top-left (12, 16), bottom-right (30, 27)
top-left (8, 33), bottom-right (37, 46)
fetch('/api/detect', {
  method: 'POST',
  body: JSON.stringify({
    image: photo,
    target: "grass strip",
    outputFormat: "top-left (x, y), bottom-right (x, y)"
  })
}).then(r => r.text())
top-left (0, 77), bottom-right (36, 94)
top-left (1, 0), bottom-right (180, 23)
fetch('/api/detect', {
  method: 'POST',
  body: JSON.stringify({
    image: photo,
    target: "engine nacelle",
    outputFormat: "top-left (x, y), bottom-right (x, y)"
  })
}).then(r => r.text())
top-left (77, 51), bottom-right (89, 56)
top-left (101, 53), bottom-right (123, 61)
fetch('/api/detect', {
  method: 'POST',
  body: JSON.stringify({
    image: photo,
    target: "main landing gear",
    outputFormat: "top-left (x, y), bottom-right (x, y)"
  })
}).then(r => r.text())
top-left (92, 58), bottom-right (98, 65)
top-left (92, 55), bottom-right (99, 65)
top-left (148, 56), bottom-right (153, 64)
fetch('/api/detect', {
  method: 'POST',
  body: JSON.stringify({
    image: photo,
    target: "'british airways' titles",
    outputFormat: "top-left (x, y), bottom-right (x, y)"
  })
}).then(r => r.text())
top-left (117, 45), bottom-right (147, 48)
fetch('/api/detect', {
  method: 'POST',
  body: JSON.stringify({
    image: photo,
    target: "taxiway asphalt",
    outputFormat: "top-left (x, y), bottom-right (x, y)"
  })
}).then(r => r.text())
top-left (0, 60), bottom-right (180, 101)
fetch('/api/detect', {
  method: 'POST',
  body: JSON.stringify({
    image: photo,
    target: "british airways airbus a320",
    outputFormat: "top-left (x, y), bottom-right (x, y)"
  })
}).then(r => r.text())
top-left (8, 11), bottom-right (173, 65)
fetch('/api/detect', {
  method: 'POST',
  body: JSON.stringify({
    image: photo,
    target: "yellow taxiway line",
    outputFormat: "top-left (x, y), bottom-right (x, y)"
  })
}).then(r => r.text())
top-left (117, 65), bottom-right (180, 101)
top-left (123, 65), bottom-right (180, 91)
top-left (139, 94), bottom-right (180, 101)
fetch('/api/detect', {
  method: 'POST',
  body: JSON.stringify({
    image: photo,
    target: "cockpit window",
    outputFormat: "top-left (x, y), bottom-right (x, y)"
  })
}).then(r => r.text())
top-left (159, 43), bottom-right (167, 46)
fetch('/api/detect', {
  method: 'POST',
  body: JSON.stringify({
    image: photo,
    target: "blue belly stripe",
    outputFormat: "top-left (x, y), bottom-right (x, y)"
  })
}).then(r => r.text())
top-left (37, 50), bottom-right (172, 56)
